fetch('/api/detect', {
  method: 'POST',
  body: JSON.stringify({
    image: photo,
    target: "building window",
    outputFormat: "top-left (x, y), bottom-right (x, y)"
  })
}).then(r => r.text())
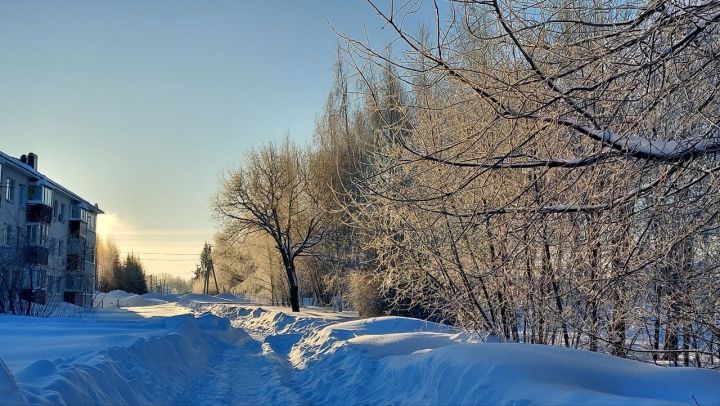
top-left (59, 204), bottom-right (66, 222)
top-left (87, 245), bottom-right (95, 263)
top-left (50, 238), bottom-right (57, 259)
top-left (58, 239), bottom-right (65, 256)
top-left (26, 223), bottom-right (49, 246)
top-left (70, 205), bottom-right (88, 222)
top-left (28, 184), bottom-right (53, 206)
top-left (1, 224), bottom-right (11, 246)
top-left (5, 178), bottom-right (15, 202)
top-left (23, 269), bottom-right (45, 289)
top-left (18, 185), bottom-right (26, 205)
top-left (53, 200), bottom-right (59, 220)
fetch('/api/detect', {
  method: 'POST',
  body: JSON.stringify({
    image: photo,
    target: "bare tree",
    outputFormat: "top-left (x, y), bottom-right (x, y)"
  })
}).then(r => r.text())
top-left (96, 236), bottom-right (121, 292)
top-left (214, 138), bottom-right (325, 312)
top-left (336, 0), bottom-right (720, 365)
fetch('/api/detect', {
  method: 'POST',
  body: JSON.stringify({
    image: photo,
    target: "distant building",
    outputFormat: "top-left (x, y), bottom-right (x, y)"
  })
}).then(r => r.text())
top-left (0, 150), bottom-right (102, 308)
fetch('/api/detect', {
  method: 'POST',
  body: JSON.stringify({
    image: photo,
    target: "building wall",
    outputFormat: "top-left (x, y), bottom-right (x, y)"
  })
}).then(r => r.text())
top-left (0, 154), bottom-right (100, 309)
top-left (0, 163), bottom-right (31, 307)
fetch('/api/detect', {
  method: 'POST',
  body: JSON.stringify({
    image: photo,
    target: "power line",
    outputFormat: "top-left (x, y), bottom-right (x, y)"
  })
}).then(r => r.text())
top-left (118, 252), bottom-right (198, 256)
top-left (134, 258), bottom-right (196, 262)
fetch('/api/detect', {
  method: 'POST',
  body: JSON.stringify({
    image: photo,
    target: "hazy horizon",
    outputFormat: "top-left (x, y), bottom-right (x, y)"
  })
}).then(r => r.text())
top-left (0, 1), bottom-right (412, 278)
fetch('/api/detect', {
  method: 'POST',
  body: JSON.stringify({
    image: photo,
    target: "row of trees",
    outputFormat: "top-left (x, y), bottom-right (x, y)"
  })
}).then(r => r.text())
top-left (97, 238), bottom-right (191, 295)
top-left (96, 238), bottom-right (147, 295)
top-left (211, 0), bottom-right (720, 367)
top-left (148, 272), bottom-right (191, 295)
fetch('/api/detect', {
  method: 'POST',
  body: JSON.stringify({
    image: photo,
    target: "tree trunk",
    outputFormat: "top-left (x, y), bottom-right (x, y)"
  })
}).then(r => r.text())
top-left (288, 273), bottom-right (300, 312)
top-left (542, 234), bottom-right (570, 348)
top-left (282, 255), bottom-right (300, 312)
top-left (588, 227), bottom-right (600, 352)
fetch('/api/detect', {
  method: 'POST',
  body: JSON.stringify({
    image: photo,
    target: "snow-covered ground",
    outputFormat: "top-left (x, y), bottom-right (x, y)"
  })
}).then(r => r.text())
top-left (1, 293), bottom-right (719, 405)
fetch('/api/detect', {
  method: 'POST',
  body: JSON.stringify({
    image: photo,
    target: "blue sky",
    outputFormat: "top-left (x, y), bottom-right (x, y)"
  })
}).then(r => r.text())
top-left (0, 1), bottom-right (433, 276)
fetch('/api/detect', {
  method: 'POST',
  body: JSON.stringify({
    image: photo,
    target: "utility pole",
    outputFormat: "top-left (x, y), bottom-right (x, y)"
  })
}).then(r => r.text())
top-left (203, 261), bottom-right (210, 295)
top-left (202, 243), bottom-right (219, 295)
top-left (210, 247), bottom-right (219, 294)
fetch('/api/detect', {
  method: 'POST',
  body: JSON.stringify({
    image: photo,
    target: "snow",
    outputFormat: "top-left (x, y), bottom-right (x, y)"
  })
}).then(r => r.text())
top-left (93, 290), bottom-right (169, 308)
top-left (175, 293), bottom-right (235, 307)
top-left (206, 304), bottom-right (720, 406)
top-left (0, 359), bottom-right (25, 406)
top-left (563, 120), bottom-right (720, 160)
top-left (0, 313), bottom-right (182, 372)
top-left (213, 293), bottom-right (252, 303)
top-left (0, 309), bottom-right (245, 405)
top-left (1, 292), bottom-right (719, 405)
top-left (351, 343), bottom-right (719, 405)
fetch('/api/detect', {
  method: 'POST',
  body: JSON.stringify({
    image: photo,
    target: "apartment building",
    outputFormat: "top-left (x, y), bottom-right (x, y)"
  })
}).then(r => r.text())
top-left (0, 150), bottom-right (102, 308)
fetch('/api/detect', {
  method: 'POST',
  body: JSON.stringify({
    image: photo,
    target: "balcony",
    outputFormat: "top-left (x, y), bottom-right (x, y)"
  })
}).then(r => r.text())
top-left (70, 205), bottom-right (88, 222)
top-left (67, 237), bottom-right (86, 254)
top-left (20, 288), bottom-right (46, 305)
top-left (63, 291), bottom-right (87, 306)
top-left (25, 246), bottom-right (49, 265)
top-left (66, 254), bottom-right (86, 271)
top-left (64, 273), bottom-right (88, 292)
top-left (69, 220), bottom-right (88, 239)
top-left (26, 204), bottom-right (53, 224)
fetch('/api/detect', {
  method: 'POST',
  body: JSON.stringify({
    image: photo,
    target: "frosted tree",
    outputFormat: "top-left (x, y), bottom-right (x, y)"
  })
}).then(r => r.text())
top-left (214, 138), bottom-right (326, 312)
top-left (342, 0), bottom-right (720, 365)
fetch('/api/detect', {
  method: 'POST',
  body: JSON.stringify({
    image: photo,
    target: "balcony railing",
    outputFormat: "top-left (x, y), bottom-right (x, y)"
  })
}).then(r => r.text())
top-left (26, 204), bottom-right (53, 224)
top-left (70, 206), bottom-right (88, 223)
top-left (20, 288), bottom-right (46, 305)
top-left (64, 273), bottom-right (88, 293)
top-left (25, 246), bottom-right (49, 265)
top-left (69, 220), bottom-right (88, 239)
top-left (67, 237), bottom-right (86, 254)
top-left (66, 254), bottom-right (86, 271)
top-left (27, 184), bottom-right (53, 206)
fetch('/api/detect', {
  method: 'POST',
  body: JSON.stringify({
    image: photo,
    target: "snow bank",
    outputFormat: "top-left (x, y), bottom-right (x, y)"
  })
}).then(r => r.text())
top-left (0, 358), bottom-right (26, 406)
top-left (214, 293), bottom-right (252, 303)
top-left (93, 290), bottom-right (253, 312)
top-left (193, 303), bottom-right (720, 406)
top-left (0, 313), bottom-right (248, 406)
top-left (24, 301), bottom-right (87, 318)
top-left (175, 293), bottom-right (234, 308)
top-left (93, 291), bottom-right (251, 310)
top-left (292, 318), bottom-right (720, 405)
top-left (126, 296), bottom-right (167, 307)
top-left (140, 292), bottom-right (178, 302)
top-left (93, 291), bottom-right (169, 308)
top-left (363, 343), bottom-right (720, 406)
top-left (290, 316), bottom-right (456, 368)
top-left (0, 315), bottom-right (181, 372)
top-left (195, 304), bottom-right (356, 357)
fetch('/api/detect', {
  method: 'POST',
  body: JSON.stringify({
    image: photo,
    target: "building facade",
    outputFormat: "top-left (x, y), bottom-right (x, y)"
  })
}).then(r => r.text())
top-left (0, 150), bottom-right (102, 309)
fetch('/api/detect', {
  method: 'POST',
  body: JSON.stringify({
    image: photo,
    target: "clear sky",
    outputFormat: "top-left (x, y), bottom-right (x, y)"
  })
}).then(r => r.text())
top-left (0, 1), bottom-right (433, 278)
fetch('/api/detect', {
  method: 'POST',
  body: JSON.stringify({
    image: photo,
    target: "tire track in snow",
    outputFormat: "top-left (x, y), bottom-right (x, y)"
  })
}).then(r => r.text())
top-left (177, 337), bottom-right (304, 406)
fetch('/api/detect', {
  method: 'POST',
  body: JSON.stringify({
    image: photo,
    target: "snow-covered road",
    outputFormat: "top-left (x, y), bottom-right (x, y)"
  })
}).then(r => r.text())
top-left (178, 332), bottom-right (303, 405)
top-left (2, 291), bottom-right (720, 406)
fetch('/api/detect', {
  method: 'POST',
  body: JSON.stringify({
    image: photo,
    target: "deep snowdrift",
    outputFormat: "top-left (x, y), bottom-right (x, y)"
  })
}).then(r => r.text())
top-left (363, 343), bottom-right (719, 405)
top-left (0, 311), bottom-right (248, 406)
top-left (93, 291), bottom-right (247, 309)
top-left (93, 290), bottom-right (169, 308)
top-left (214, 304), bottom-right (720, 406)
top-left (3, 292), bottom-right (719, 405)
